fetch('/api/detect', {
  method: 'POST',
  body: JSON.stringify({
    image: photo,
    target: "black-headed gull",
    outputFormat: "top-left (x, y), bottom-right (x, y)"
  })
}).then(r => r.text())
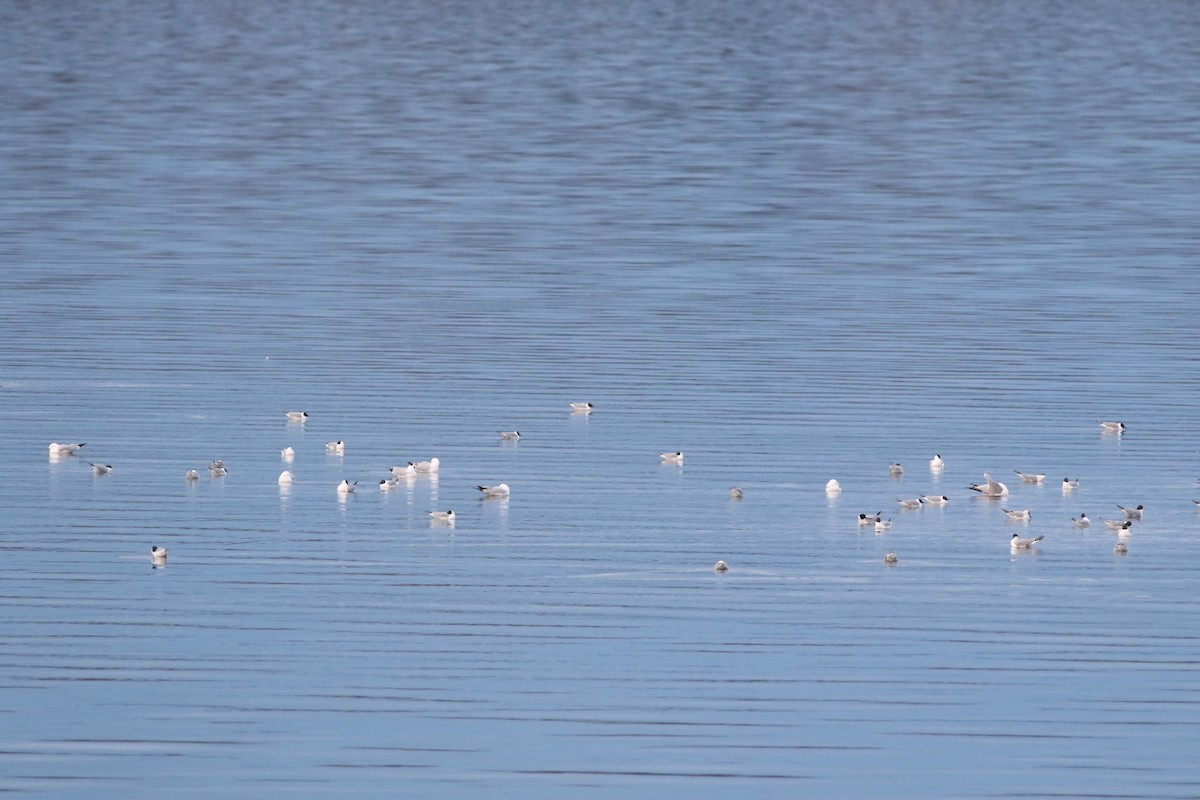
top-left (477, 483), bottom-right (510, 498)
top-left (713, 560), bottom-right (729, 572)
top-left (889, 463), bottom-right (903, 477)
top-left (409, 457), bottom-right (440, 473)
top-left (884, 552), bottom-right (898, 564)
top-left (1014, 470), bottom-right (1046, 484)
top-left (874, 517), bottom-right (893, 533)
top-left (929, 454), bottom-right (944, 470)
top-left (151, 545), bottom-right (168, 564)
top-left (730, 487), bottom-right (744, 500)
top-left (1062, 477), bottom-right (1079, 492)
top-left (921, 495), bottom-right (949, 506)
top-left (1101, 518), bottom-right (1132, 531)
top-left (858, 512), bottom-right (882, 526)
top-left (337, 479), bottom-right (356, 494)
top-left (1118, 504), bottom-right (1144, 520)
top-left (968, 473), bottom-right (1008, 497)
top-left (325, 441), bottom-right (345, 454)
top-left (1011, 533), bottom-right (1043, 549)
top-left (278, 470), bottom-right (294, 485)
top-left (1099, 421), bottom-right (1125, 433)
top-left (429, 510), bottom-right (456, 524)
top-left (91, 463), bottom-right (113, 476)
top-left (48, 442), bottom-right (86, 456)
top-left (1072, 513), bottom-right (1090, 528)
top-left (569, 402), bottom-right (594, 412)
top-left (285, 411), bottom-right (309, 422)
top-left (498, 431), bottom-right (520, 441)
top-left (897, 497), bottom-right (923, 510)
top-left (658, 451), bottom-right (683, 464)
top-left (1003, 508), bottom-right (1031, 521)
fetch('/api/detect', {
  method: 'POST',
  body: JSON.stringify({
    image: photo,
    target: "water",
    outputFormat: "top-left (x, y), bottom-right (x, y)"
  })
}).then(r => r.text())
top-left (3, 1), bottom-right (1200, 797)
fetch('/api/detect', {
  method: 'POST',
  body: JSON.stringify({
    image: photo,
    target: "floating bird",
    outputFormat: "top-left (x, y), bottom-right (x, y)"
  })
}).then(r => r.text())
top-left (429, 510), bottom-right (456, 523)
top-left (185, 469), bottom-right (199, 481)
top-left (325, 441), bottom-right (345, 454)
top-left (1194, 500), bottom-right (1200, 510)
top-left (1099, 421), bottom-right (1126, 433)
top-left (379, 478), bottom-right (398, 491)
top-left (1114, 542), bottom-right (1128, 554)
top-left (858, 512), bottom-right (881, 526)
top-left (1118, 504), bottom-right (1144, 520)
top-left (1011, 533), bottom-right (1044, 549)
top-left (968, 473), bottom-right (1009, 497)
top-left (1003, 508), bottom-right (1031, 521)
top-left (498, 431), bottom-right (521, 440)
top-left (209, 460), bottom-right (228, 477)
top-left (825, 479), bottom-right (841, 494)
top-left (889, 463), bottom-right (903, 477)
top-left (285, 411), bottom-right (309, 422)
top-left (874, 517), bottom-right (893, 533)
top-left (278, 470), bottom-right (294, 485)
top-left (390, 464), bottom-right (417, 479)
top-left (1072, 513), bottom-right (1090, 528)
top-left (477, 483), bottom-right (510, 498)
top-left (930, 454), bottom-right (944, 470)
top-left (91, 463), bottom-right (113, 476)
top-left (1062, 477), bottom-right (1079, 492)
top-left (713, 560), bottom-right (729, 572)
top-left (730, 487), bottom-right (744, 500)
top-left (151, 546), bottom-right (168, 563)
top-left (337, 479), bottom-right (356, 493)
top-left (569, 402), bottom-right (594, 412)
top-left (884, 552), bottom-right (898, 564)
top-left (921, 495), bottom-right (950, 506)
top-left (48, 442), bottom-right (86, 455)
top-left (409, 457), bottom-right (440, 473)
top-left (897, 497), bottom-right (923, 510)
top-left (281, 446), bottom-right (295, 459)
top-left (658, 451), bottom-right (684, 464)
top-left (1014, 470), bottom-right (1046, 484)
top-left (1101, 518), bottom-right (1132, 531)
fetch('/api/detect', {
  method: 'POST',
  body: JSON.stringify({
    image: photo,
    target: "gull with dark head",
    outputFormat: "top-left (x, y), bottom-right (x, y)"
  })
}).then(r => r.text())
top-left (897, 497), bottom-right (923, 510)
top-left (1118, 504), bottom-right (1144, 520)
top-left (91, 463), bottom-right (113, 476)
top-left (337, 479), bottom-right (357, 494)
top-left (1062, 477), bottom-right (1079, 492)
top-left (889, 462), bottom-right (903, 477)
top-left (477, 483), bottom-right (510, 498)
top-left (1072, 513), bottom-right (1090, 528)
top-left (285, 411), bottom-right (309, 422)
top-left (325, 441), bottom-right (345, 455)
top-left (429, 510), bottom-right (456, 524)
top-left (1100, 421), bottom-right (1126, 433)
top-left (1011, 533), bottom-right (1044, 550)
top-left (569, 402), bottom-right (594, 413)
top-left (921, 495), bottom-right (949, 506)
top-left (498, 430), bottom-right (521, 441)
top-left (1101, 518), bottom-right (1132, 531)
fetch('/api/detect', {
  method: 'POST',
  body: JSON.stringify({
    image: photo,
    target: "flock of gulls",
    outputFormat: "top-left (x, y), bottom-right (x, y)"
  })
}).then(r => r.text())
top-left (47, 415), bottom-right (1182, 570)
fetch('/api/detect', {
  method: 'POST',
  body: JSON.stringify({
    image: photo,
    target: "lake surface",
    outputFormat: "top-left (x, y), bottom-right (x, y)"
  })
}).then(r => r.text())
top-left (2, 1), bottom-right (1200, 797)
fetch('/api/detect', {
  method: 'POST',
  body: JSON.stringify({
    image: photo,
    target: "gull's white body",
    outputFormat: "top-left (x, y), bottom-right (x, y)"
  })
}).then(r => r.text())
top-left (969, 473), bottom-right (1009, 497)
top-left (477, 483), bottom-right (510, 498)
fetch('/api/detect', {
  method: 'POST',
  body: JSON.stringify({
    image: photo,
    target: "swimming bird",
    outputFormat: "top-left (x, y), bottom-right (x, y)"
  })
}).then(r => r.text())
top-left (477, 483), bottom-right (510, 498)
top-left (921, 495), bottom-right (949, 506)
top-left (658, 451), bottom-right (684, 464)
top-left (1100, 421), bottom-right (1126, 433)
top-left (325, 441), bottom-right (345, 454)
top-left (1014, 470), bottom-right (1046, 484)
top-left (91, 463), bottom-right (113, 476)
top-left (390, 464), bottom-right (417, 479)
top-left (730, 487), bottom-right (744, 500)
top-left (569, 402), bottom-right (594, 412)
top-left (1101, 518), bottom-right (1132, 531)
top-left (379, 478), bottom-right (398, 491)
top-left (281, 446), bottom-right (295, 459)
top-left (1003, 508), bottom-right (1031, 521)
top-left (1118, 504), bottom-right (1144, 520)
top-left (1011, 533), bottom-right (1044, 549)
top-left (285, 411), bottom-right (309, 422)
top-left (889, 463), bottom-right (903, 477)
top-left (1072, 513), bottom-right (1090, 528)
top-left (968, 473), bottom-right (1009, 497)
top-left (1062, 477), bottom-right (1079, 492)
top-left (151, 546), bottom-right (168, 563)
top-left (429, 510), bottom-right (456, 523)
top-left (337, 479), bottom-right (356, 493)
top-left (897, 497), bottom-right (923, 510)
top-left (858, 512), bottom-right (881, 526)
top-left (278, 470), bottom-right (294, 485)
top-left (409, 457), bottom-right (440, 473)
top-left (825, 479), bottom-right (841, 494)
top-left (1114, 542), bottom-right (1128, 554)
top-left (884, 552), bottom-right (898, 564)
top-left (209, 460), bottom-right (228, 477)
top-left (874, 517), bottom-right (892, 533)
top-left (713, 560), bottom-right (729, 572)
top-left (48, 442), bottom-right (86, 456)
top-left (930, 454), bottom-right (944, 470)
top-left (498, 431), bottom-right (521, 440)
top-left (185, 469), bottom-right (199, 481)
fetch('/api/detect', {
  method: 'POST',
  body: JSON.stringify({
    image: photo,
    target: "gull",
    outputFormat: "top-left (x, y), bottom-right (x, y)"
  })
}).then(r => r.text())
top-left (730, 487), bottom-right (744, 500)
top-left (569, 402), bottom-right (594, 412)
top-left (1062, 477), bottom-right (1079, 492)
top-left (713, 560), bottom-right (729, 572)
top-left (477, 483), bottom-right (510, 498)
top-left (825, 479), bottom-right (841, 494)
top-left (858, 512), bottom-right (882, 526)
top-left (1014, 470), bottom-right (1046, 484)
top-left (409, 457), bottom-right (440, 473)
top-left (921, 495), bottom-right (949, 506)
top-left (874, 517), bottom-right (892, 533)
top-left (1194, 500), bottom-right (1200, 510)
top-left (884, 552), bottom-right (898, 564)
top-left (1072, 513), bottom-right (1090, 528)
top-left (969, 472), bottom-right (1008, 497)
top-left (209, 460), bottom-right (228, 477)
top-left (91, 463), bottom-right (113, 476)
top-left (1101, 518), bottom-right (1132, 531)
top-left (379, 478), bottom-right (399, 492)
top-left (1099, 421), bottom-right (1126, 433)
top-left (658, 451), bottom-right (684, 464)
top-left (390, 464), bottom-right (417, 479)
top-left (151, 546), bottom-right (168, 564)
top-left (1114, 542), bottom-right (1128, 555)
top-left (325, 441), bottom-right (345, 454)
top-left (897, 497), bottom-right (923, 510)
top-left (889, 463), bottom-right (903, 477)
top-left (930, 454), bottom-right (944, 470)
top-left (1011, 533), bottom-right (1043, 549)
top-left (278, 470), bottom-right (294, 485)
top-left (429, 510), bottom-right (456, 523)
top-left (285, 411), bottom-right (309, 422)
top-left (185, 469), bottom-right (199, 481)
top-left (1003, 508), bottom-right (1031, 521)
top-left (498, 430), bottom-right (521, 441)
top-left (337, 479), bottom-right (356, 493)
top-left (1118, 504), bottom-right (1144, 520)
top-left (48, 442), bottom-right (86, 455)
top-left (281, 446), bottom-right (295, 460)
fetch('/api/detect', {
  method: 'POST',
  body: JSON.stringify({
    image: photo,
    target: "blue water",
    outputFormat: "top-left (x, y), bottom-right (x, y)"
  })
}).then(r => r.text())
top-left (3, 1), bottom-right (1200, 797)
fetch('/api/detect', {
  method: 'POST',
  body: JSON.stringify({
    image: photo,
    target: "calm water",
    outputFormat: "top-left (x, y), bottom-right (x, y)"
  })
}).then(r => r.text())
top-left (3, 1), bottom-right (1200, 797)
